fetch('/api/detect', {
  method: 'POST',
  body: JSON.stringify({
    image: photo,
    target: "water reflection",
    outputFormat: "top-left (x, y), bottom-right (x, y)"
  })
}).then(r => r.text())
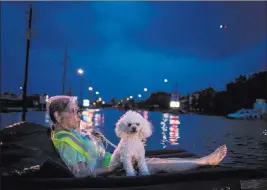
top-left (169, 115), bottom-right (180, 145)
top-left (81, 110), bottom-right (94, 130)
top-left (160, 113), bottom-right (169, 148)
top-left (143, 111), bottom-right (148, 120)
top-left (81, 109), bottom-right (104, 131)
top-left (1, 110), bottom-right (267, 171)
top-left (45, 112), bottom-right (50, 125)
top-left (160, 113), bottom-right (180, 148)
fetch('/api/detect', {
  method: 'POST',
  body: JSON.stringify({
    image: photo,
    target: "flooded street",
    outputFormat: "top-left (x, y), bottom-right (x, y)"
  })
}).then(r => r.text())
top-left (1, 109), bottom-right (267, 172)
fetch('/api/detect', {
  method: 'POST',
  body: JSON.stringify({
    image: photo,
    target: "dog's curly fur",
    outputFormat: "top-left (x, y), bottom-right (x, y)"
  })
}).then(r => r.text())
top-left (109, 110), bottom-right (152, 176)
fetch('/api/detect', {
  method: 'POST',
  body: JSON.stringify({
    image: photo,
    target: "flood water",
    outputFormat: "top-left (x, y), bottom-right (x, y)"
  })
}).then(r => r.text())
top-left (1, 109), bottom-right (267, 172)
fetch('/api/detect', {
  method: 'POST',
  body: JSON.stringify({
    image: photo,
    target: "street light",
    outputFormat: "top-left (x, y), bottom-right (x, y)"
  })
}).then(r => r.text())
top-left (144, 88), bottom-right (148, 92)
top-left (77, 68), bottom-right (84, 75)
top-left (164, 79), bottom-right (168, 83)
top-left (98, 97), bottom-right (102, 101)
top-left (138, 94), bottom-right (142, 98)
top-left (129, 96), bottom-right (133, 99)
top-left (19, 86), bottom-right (23, 98)
top-left (96, 91), bottom-right (99, 95)
top-left (88, 86), bottom-right (93, 105)
top-left (77, 68), bottom-right (84, 106)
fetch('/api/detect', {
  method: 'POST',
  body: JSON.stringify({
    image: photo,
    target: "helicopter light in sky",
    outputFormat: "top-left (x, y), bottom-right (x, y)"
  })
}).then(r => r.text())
top-left (220, 24), bottom-right (227, 29)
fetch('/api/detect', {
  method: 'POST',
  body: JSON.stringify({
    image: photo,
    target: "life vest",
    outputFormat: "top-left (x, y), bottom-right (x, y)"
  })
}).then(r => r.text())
top-left (52, 130), bottom-right (112, 168)
top-left (52, 131), bottom-right (91, 163)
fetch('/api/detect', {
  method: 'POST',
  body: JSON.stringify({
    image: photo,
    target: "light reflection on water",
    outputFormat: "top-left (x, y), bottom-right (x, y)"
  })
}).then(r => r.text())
top-left (160, 113), bottom-right (168, 148)
top-left (169, 115), bottom-right (180, 146)
top-left (160, 113), bottom-right (180, 148)
top-left (1, 109), bottom-right (267, 171)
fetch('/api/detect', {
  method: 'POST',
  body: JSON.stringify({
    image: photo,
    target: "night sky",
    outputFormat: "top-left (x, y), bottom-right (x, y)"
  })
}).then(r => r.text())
top-left (2, 1), bottom-right (266, 102)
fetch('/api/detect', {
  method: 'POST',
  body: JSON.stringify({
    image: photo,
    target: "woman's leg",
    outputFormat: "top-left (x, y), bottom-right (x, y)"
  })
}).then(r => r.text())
top-left (146, 145), bottom-right (227, 174)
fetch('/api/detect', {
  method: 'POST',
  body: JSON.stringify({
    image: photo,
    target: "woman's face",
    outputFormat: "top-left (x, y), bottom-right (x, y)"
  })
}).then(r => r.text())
top-left (59, 102), bottom-right (81, 131)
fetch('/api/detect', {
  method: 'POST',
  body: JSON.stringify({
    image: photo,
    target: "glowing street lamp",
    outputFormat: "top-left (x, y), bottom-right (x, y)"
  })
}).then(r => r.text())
top-left (88, 86), bottom-right (93, 105)
top-left (102, 101), bottom-right (105, 104)
top-left (98, 97), bottom-right (102, 101)
top-left (138, 94), bottom-right (142, 98)
top-left (144, 88), bottom-right (148, 92)
top-left (164, 79), bottom-right (168, 83)
top-left (77, 68), bottom-right (84, 105)
top-left (129, 96), bottom-right (133, 99)
top-left (77, 68), bottom-right (84, 75)
top-left (126, 98), bottom-right (129, 101)
top-left (96, 91), bottom-right (99, 95)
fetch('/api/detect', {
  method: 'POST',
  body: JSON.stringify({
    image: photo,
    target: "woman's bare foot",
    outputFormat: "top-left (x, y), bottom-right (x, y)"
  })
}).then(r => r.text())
top-left (198, 145), bottom-right (227, 166)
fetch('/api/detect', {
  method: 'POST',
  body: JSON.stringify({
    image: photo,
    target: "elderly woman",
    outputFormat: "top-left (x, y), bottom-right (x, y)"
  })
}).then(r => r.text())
top-left (47, 95), bottom-right (227, 177)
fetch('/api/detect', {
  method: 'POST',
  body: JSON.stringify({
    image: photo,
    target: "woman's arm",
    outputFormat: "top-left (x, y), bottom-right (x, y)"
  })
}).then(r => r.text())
top-left (57, 142), bottom-right (122, 177)
top-left (70, 161), bottom-right (121, 177)
top-left (56, 142), bottom-right (90, 177)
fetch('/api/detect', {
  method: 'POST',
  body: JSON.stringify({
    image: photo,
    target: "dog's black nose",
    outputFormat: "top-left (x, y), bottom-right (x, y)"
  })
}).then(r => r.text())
top-left (131, 127), bottom-right (136, 132)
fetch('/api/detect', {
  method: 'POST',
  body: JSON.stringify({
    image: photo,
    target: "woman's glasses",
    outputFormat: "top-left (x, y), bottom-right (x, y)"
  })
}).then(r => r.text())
top-left (67, 108), bottom-right (81, 116)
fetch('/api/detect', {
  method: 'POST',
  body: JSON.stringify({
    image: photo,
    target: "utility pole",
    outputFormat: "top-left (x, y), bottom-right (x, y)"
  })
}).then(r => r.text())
top-left (62, 48), bottom-right (68, 95)
top-left (80, 77), bottom-right (83, 106)
top-left (67, 81), bottom-right (72, 96)
top-left (175, 81), bottom-right (178, 93)
top-left (22, 4), bottom-right (33, 121)
top-left (175, 81), bottom-right (179, 100)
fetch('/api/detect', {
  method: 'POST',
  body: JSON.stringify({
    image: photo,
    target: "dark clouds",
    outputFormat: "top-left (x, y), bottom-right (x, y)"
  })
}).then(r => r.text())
top-left (2, 1), bottom-right (266, 101)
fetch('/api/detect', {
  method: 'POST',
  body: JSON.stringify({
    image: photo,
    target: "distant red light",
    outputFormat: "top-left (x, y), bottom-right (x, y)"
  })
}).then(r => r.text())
top-left (220, 24), bottom-right (228, 29)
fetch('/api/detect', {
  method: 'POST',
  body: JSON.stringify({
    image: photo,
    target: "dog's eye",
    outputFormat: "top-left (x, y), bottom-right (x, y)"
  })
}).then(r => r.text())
top-left (128, 123), bottom-right (131, 127)
top-left (136, 123), bottom-right (140, 126)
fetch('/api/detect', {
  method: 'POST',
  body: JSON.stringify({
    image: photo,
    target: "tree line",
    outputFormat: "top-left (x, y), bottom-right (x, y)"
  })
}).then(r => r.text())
top-left (133, 71), bottom-right (267, 115)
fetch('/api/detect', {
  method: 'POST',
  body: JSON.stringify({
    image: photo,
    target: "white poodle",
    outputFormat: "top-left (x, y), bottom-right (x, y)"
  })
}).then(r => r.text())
top-left (109, 110), bottom-right (153, 176)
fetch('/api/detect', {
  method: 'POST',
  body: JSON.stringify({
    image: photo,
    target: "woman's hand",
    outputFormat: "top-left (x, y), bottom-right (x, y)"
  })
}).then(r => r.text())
top-left (71, 162), bottom-right (90, 177)
top-left (91, 131), bottom-right (104, 141)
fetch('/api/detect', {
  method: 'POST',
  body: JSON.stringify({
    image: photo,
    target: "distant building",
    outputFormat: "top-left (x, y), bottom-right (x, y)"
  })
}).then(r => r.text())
top-left (253, 99), bottom-right (267, 115)
top-left (170, 92), bottom-right (180, 109)
top-left (179, 99), bottom-right (188, 109)
top-left (0, 92), bottom-right (21, 100)
top-left (171, 92), bottom-right (180, 102)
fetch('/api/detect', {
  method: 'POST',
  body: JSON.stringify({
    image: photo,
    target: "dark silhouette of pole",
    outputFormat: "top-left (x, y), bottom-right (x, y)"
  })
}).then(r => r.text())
top-left (22, 4), bottom-right (33, 121)
top-left (88, 87), bottom-right (93, 106)
top-left (67, 80), bottom-right (72, 96)
top-left (175, 81), bottom-right (179, 100)
top-left (80, 77), bottom-right (83, 106)
top-left (62, 48), bottom-right (68, 95)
